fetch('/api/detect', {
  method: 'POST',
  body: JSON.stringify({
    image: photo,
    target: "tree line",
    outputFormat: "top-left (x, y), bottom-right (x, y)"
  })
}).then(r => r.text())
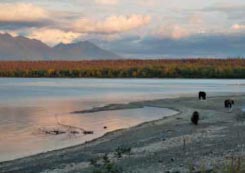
top-left (0, 59), bottom-right (245, 78)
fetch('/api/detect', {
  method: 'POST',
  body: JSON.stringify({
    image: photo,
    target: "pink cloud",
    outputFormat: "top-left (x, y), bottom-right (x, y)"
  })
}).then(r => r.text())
top-left (72, 15), bottom-right (151, 34)
top-left (0, 3), bottom-right (48, 22)
top-left (95, 0), bottom-right (118, 5)
top-left (155, 25), bottom-right (189, 39)
top-left (232, 24), bottom-right (245, 30)
top-left (28, 28), bottom-right (83, 45)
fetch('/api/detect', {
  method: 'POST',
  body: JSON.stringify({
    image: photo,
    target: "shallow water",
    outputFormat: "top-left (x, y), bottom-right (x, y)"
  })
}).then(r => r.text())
top-left (0, 78), bottom-right (244, 162)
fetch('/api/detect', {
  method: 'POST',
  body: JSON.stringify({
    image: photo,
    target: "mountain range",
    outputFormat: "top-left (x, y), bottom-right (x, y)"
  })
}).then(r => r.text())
top-left (0, 33), bottom-right (121, 60)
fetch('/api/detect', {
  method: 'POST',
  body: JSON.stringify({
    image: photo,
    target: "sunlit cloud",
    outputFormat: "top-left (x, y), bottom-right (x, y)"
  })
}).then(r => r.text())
top-left (95, 0), bottom-right (118, 5)
top-left (28, 28), bottom-right (83, 45)
top-left (0, 3), bottom-right (48, 23)
top-left (189, 13), bottom-right (204, 25)
top-left (154, 25), bottom-right (190, 39)
top-left (232, 24), bottom-right (245, 31)
top-left (137, 0), bottom-right (157, 7)
top-left (152, 15), bottom-right (206, 40)
top-left (72, 15), bottom-right (151, 34)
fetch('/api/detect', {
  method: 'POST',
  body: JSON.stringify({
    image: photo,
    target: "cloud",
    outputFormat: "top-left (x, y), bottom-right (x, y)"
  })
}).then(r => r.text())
top-left (0, 3), bottom-right (86, 30)
top-left (0, 2), bottom-right (151, 44)
top-left (153, 21), bottom-right (206, 40)
top-left (28, 28), bottom-right (83, 45)
top-left (0, 3), bottom-right (53, 30)
top-left (99, 33), bottom-right (245, 58)
top-left (154, 25), bottom-right (189, 39)
top-left (0, 3), bottom-right (48, 23)
top-left (232, 24), bottom-right (245, 31)
top-left (151, 12), bottom-right (208, 40)
top-left (203, 4), bottom-right (245, 13)
top-left (72, 15), bottom-right (151, 34)
top-left (0, 3), bottom-right (151, 36)
top-left (201, 4), bottom-right (245, 21)
top-left (189, 13), bottom-right (204, 25)
top-left (95, 0), bottom-right (118, 5)
top-left (137, 0), bottom-right (157, 7)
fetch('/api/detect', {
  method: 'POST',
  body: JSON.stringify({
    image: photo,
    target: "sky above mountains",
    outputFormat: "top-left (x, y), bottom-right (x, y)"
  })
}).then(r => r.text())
top-left (0, 0), bottom-right (244, 58)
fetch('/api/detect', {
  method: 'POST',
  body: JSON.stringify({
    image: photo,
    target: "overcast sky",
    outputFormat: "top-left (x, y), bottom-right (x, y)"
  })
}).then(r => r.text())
top-left (0, 0), bottom-right (244, 58)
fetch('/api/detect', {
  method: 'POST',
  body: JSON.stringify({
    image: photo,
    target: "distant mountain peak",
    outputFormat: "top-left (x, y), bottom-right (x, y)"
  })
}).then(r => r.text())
top-left (0, 33), bottom-right (13, 39)
top-left (53, 42), bottom-right (66, 49)
top-left (54, 41), bottom-right (94, 47)
top-left (0, 33), bottom-right (122, 60)
top-left (0, 33), bottom-right (12, 37)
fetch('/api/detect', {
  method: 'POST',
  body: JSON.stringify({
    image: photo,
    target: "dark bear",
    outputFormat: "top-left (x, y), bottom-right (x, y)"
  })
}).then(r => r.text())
top-left (199, 91), bottom-right (206, 100)
top-left (224, 99), bottom-right (234, 109)
top-left (191, 111), bottom-right (199, 125)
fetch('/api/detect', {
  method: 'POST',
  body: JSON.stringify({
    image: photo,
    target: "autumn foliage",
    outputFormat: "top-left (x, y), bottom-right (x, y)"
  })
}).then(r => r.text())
top-left (0, 59), bottom-right (245, 78)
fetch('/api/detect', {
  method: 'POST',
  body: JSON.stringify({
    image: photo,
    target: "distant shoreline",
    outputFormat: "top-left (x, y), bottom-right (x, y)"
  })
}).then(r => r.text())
top-left (0, 59), bottom-right (245, 78)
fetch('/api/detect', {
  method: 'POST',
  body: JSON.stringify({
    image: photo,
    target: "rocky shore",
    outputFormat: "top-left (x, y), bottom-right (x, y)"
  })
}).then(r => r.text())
top-left (1, 94), bottom-right (245, 173)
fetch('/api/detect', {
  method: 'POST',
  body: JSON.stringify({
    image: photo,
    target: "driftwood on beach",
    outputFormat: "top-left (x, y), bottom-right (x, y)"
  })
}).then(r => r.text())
top-left (39, 128), bottom-right (66, 135)
top-left (57, 121), bottom-right (94, 135)
top-left (38, 115), bottom-right (94, 136)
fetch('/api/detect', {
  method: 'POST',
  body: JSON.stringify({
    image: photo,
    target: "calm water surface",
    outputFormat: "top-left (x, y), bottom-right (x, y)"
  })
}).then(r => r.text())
top-left (0, 78), bottom-right (244, 162)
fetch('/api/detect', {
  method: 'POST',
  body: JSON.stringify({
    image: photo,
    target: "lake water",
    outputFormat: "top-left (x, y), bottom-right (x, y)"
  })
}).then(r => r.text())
top-left (0, 78), bottom-right (244, 162)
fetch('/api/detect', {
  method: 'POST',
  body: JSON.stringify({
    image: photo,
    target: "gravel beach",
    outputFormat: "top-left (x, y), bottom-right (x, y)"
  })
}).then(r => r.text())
top-left (1, 94), bottom-right (245, 173)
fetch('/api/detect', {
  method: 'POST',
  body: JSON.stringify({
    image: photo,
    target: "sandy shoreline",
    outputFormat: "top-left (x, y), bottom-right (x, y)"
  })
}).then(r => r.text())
top-left (1, 94), bottom-right (245, 173)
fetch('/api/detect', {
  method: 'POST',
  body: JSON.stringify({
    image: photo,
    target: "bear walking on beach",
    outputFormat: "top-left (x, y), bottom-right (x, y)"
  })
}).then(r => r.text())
top-left (224, 99), bottom-right (234, 108)
top-left (199, 91), bottom-right (206, 100)
top-left (191, 111), bottom-right (199, 125)
top-left (224, 99), bottom-right (234, 112)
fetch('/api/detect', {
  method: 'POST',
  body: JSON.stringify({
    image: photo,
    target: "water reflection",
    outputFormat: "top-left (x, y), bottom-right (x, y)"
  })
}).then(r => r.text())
top-left (0, 99), bottom-right (177, 162)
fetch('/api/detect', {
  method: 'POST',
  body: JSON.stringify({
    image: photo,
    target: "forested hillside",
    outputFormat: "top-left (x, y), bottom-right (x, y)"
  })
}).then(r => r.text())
top-left (0, 59), bottom-right (245, 78)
